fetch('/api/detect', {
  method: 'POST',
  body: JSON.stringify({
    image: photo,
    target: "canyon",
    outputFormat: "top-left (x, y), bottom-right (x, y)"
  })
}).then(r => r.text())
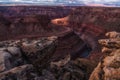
top-left (0, 6), bottom-right (119, 80)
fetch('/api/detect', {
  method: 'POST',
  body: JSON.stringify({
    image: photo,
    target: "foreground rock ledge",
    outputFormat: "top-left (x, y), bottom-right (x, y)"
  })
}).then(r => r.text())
top-left (0, 36), bottom-right (57, 79)
top-left (89, 31), bottom-right (120, 80)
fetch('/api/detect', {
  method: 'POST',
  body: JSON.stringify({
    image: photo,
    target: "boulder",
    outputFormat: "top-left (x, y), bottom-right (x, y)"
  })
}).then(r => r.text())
top-left (7, 47), bottom-right (25, 66)
top-left (0, 46), bottom-right (25, 72)
top-left (0, 51), bottom-right (12, 72)
top-left (0, 44), bottom-right (25, 72)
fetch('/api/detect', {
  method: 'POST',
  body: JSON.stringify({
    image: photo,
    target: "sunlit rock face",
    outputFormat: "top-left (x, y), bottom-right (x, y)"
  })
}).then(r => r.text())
top-left (51, 16), bottom-right (69, 26)
top-left (89, 31), bottom-right (120, 80)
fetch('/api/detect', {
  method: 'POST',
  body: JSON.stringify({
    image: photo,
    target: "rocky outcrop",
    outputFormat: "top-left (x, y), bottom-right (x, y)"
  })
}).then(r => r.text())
top-left (0, 36), bottom-right (57, 79)
top-left (21, 36), bottom-right (57, 73)
top-left (0, 35), bottom-right (95, 80)
top-left (89, 31), bottom-right (120, 80)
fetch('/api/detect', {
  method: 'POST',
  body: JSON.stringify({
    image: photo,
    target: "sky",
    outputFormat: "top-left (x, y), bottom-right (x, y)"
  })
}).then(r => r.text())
top-left (0, 0), bottom-right (120, 6)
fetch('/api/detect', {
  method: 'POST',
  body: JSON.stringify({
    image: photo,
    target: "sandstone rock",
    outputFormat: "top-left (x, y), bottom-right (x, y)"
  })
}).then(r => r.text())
top-left (100, 32), bottom-right (120, 49)
top-left (0, 64), bottom-right (38, 80)
top-left (89, 31), bottom-right (120, 80)
top-left (89, 63), bottom-right (103, 80)
top-left (89, 50), bottom-right (120, 80)
top-left (106, 31), bottom-right (120, 38)
top-left (51, 16), bottom-right (69, 26)
top-left (101, 47), bottom-right (114, 53)
top-left (98, 38), bottom-right (120, 48)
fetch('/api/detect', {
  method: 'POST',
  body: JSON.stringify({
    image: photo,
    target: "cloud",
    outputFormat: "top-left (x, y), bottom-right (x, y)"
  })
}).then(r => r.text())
top-left (0, 0), bottom-right (120, 3)
top-left (14, 0), bottom-right (21, 2)
top-left (0, 0), bottom-right (120, 6)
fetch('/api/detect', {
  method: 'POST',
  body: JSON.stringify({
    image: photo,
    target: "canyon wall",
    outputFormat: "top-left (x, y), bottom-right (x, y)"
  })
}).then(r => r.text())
top-left (0, 6), bottom-right (119, 80)
top-left (0, 6), bottom-right (120, 60)
top-left (51, 6), bottom-right (120, 61)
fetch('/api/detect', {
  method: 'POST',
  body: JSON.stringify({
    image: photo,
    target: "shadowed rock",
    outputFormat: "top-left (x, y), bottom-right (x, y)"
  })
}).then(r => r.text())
top-left (0, 46), bottom-right (25, 72)
top-left (0, 64), bottom-right (37, 80)
top-left (21, 36), bottom-right (57, 74)
top-left (0, 36), bottom-right (58, 79)
top-left (0, 51), bottom-right (12, 72)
